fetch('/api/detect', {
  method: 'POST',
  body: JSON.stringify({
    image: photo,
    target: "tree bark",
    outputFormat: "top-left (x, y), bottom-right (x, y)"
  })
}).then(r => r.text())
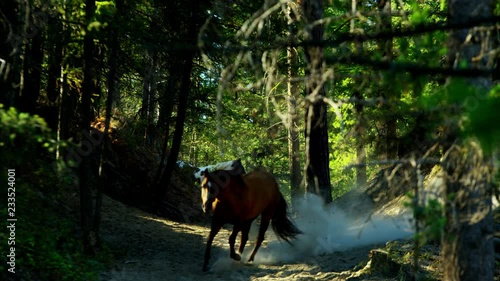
top-left (80, 0), bottom-right (98, 255)
top-left (353, 91), bottom-right (366, 188)
top-left (154, 59), bottom-right (180, 185)
top-left (442, 145), bottom-right (494, 281)
top-left (301, 0), bottom-right (332, 204)
top-left (156, 2), bottom-right (203, 204)
top-left (442, 0), bottom-right (495, 280)
top-left (351, 4), bottom-right (366, 188)
top-left (287, 1), bottom-right (302, 210)
top-left (287, 52), bottom-right (302, 208)
top-left (55, 53), bottom-right (65, 160)
top-left (94, 0), bottom-right (123, 243)
top-left (47, 17), bottom-right (64, 103)
top-left (377, 0), bottom-right (397, 160)
top-left (157, 55), bottom-right (195, 200)
top-left (141, 50), bottom-right (158, 146)
top-left (20, 23), bottom-right (43, 114)
top-left (156, 59), bottom-right (179, 135)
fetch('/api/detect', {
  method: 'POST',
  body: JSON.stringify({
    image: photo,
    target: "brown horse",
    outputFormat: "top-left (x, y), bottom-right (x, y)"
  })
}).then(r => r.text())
top-left (200, 167), bottom-right (302, 272)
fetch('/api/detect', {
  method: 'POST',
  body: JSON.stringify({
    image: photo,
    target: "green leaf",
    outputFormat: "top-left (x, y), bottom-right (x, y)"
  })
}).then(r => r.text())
top-left (409, 1), bottom-right (430, 25)
top-left (88, 21), bottom-right (104, 31)
top-left (466, 96), bottom-right (500, 153)
top-left (440, 0), bottom-right (446, 11)
top-left (445, 79), bottom-right (479, 105)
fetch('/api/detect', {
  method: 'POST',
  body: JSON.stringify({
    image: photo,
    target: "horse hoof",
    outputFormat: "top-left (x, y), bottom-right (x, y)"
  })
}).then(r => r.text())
top-left (230, 253), bottom-right (241, 261)
top-left (202, 265), bottom-right (210, 272)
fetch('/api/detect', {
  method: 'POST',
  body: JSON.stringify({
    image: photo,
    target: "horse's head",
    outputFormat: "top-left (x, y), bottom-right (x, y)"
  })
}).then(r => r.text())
top-left (200, 169), bottom-right (214, 214)
top-left (200, 169), bottom-right (232, 214)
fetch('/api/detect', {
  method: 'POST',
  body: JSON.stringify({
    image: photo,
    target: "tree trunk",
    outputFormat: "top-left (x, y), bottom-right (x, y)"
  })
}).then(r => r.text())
top-left (94, 0), bottom-right (123, 242)
top-left (157, 55), bottom-right (195, 199)
top-left (55, 50), bottom-right (66, 160)
top-left (54, 7), bottom-right (68, 159)
top-left (287, 1), bottom-right (302, 210)
top-left (351, 3), bottom-right (366, 188)
top-left (301, 0), bottom-right (332, 204)
top-left (442, 0), bottom-right (495, 280)
top-left (156, 0), bottom-right (203, 203)
top-left (46, 17), bottom-right (64, 103)
top-left (154, 0), bottom-right (208, 206)
top-left (377, 0), bottom-right (397, 160)
top-left (55, 5), bottom-right (78, 145)
top-left (80, 0), bottom-right (98, 255)
top-left (442, 144), bottom-right (494, 281)
top-left (101, 0), bottom-right (122, 140)
top-left (59, 66), bottom-right (78, 142)
top-left (287, 51), bottom-right (302, 208)
top-left (154, 59), bottom-right (180, 185)
top-left (104, 30), bottom-right (119, 136)
top-left (353, 91), bottom-right (366, 188)
top-left (20, 24), bottom-right (43, 114)
top-left (141, 50), bottom-right (158, 146)
top-left (156, 62), bottom-right (178, 135)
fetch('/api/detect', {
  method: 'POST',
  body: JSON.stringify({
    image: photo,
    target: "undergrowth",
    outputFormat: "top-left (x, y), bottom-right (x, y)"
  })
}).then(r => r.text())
top-left (0, 105), bottom-right (113, 281)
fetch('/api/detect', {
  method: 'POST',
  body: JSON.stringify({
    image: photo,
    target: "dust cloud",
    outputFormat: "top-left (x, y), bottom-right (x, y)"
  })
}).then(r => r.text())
top-left (212, 193), bottom-right (413, 271)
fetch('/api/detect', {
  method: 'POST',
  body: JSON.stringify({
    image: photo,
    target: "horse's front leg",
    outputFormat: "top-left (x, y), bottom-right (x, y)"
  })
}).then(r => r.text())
top-left (203, 220), bottom-right (223, 272)
top-left (229, 224), bottom-right (241, 261)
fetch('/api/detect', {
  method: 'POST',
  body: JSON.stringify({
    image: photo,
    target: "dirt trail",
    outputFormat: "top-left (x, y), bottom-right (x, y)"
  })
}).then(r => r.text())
top-left (98, 195), bottom-right (409, 281)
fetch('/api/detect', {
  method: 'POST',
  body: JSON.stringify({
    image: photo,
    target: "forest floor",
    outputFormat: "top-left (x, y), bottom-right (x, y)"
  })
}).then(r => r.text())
top-left (97, 194), bottom-right (441, 281)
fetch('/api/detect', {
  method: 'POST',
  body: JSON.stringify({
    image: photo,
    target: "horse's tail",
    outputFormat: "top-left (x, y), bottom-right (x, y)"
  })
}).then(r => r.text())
top-left (271, 193), bottom-right (302, 244)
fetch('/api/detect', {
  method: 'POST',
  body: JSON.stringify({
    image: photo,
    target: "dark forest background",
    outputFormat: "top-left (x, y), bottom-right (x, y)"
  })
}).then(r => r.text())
top-left (0, 0), bottom-right (499, 280)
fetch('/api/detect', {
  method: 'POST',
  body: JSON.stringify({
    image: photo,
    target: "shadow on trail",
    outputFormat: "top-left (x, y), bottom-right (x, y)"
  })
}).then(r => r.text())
top-left (99, 195), bottom-right (231, 281)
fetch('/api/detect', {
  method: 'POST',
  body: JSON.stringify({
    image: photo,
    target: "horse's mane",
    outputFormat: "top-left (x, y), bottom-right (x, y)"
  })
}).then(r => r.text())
top-left (194, 159), bottom-right (246, 182)
top-left (210, 160), bottom-right (237, 172)
top-left (247, 167), bottom-right (268, 172)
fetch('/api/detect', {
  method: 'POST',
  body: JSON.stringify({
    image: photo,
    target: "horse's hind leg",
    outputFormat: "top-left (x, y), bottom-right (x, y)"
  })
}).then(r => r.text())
top-left (248, 216), bottom-right (271, 262)
top-left (203, 220), bottom-right (223, 272)
top-left (238, 220), bottom-right (253, 257)
top-left (229, 224), bottom-right (241, 261)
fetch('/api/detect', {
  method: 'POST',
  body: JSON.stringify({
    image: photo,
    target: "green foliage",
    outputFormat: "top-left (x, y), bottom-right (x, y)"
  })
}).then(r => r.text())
top-left (408, 0), bottom-right (431, 25)
top-left (190, 87), bottom-right (291, 174)
top-left (405, 194), bottom-right (445, 245)
top-left (0, 169), bottom-right (110, 281)
top-left (0, 105), bottom-right (109, 281)
top-left (96, 1), bottom-right (116, 17)
top-left (464, 84), bottom-right (500, 153)
top-left (421, 79), bottom-right (500, 153)
top-left (328, 105), bottom-right (357, 197)
top-left (0, 104), bottom-right (55, 165)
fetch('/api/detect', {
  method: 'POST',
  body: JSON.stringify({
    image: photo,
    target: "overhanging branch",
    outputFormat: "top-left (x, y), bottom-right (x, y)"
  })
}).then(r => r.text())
top-left (219, 15), bottom-right (500, 55)
top-left (325, 55), bottom-right (494, 77)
